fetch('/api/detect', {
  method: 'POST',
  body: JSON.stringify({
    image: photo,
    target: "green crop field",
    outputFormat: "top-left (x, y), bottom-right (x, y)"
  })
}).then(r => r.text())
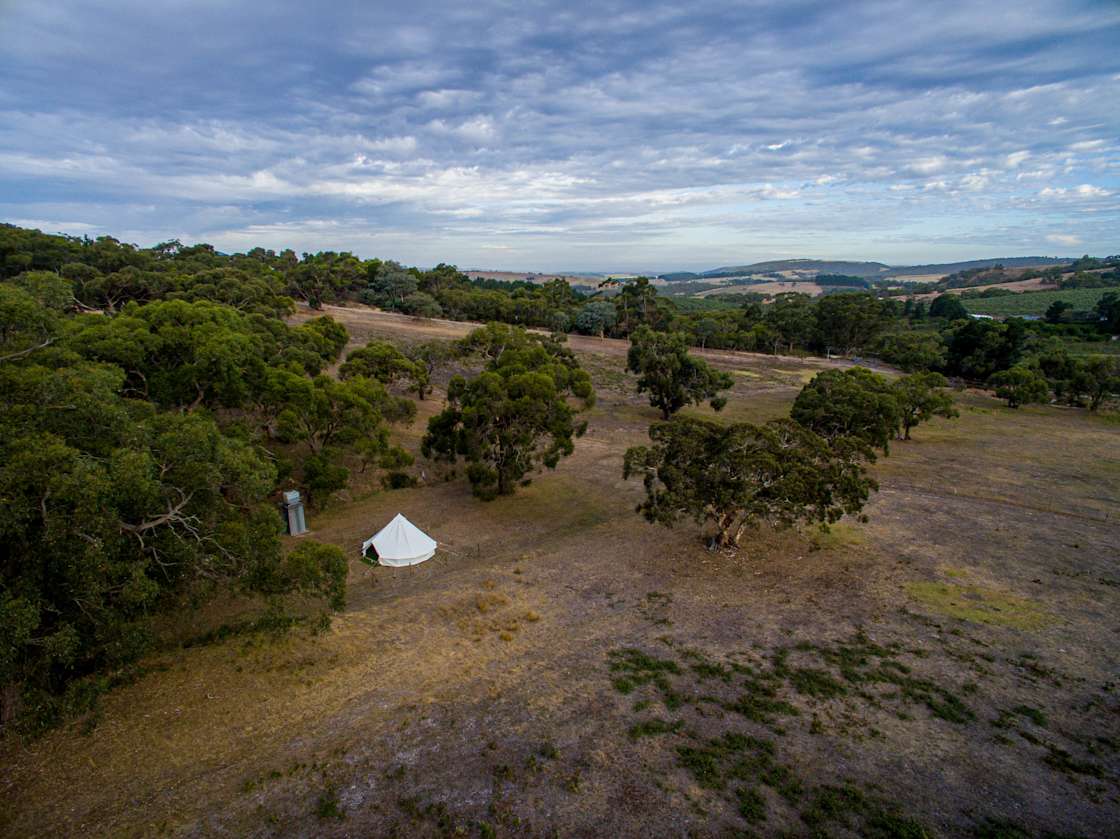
top-left (962, 287), bottom-right (1113, 316)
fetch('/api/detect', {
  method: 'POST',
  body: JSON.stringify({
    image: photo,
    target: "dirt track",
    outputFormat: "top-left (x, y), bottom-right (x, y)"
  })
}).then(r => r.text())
top-left (290, 302), bottom-right (862, 370)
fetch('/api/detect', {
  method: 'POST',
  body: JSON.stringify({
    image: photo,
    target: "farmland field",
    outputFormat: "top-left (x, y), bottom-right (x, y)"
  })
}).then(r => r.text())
top-left (2, 306), bottom-right (1118, 838)
top-left (697, 280), bottom-right (827, 298)
top-left (962, 287), bottom-right (1113, 316)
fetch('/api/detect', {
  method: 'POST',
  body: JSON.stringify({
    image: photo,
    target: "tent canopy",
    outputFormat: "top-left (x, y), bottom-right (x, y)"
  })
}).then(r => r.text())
top-left (362, 513), bottom-right (437, 567)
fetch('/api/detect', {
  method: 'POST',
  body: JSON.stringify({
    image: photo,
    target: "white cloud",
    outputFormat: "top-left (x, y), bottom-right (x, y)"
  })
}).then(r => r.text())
top-left (960, 173), bottom-right (989, 191)
top-left (416, 89), bottom-right (479, 109)
top-left (1046, 233), bottom-right (1082, 246)
top-left (365, 136), bottom-right (418, 154)
top-left (1040, 184), bottom-right (1111, 198)
top-left (910, 156), bottom-right (947, 175)
top-left (758, 184), bottom-right (800, 199)
top-left (456, 116), bottom-right (497, 143)
top-left (7, 218), bottom-right (99, 233)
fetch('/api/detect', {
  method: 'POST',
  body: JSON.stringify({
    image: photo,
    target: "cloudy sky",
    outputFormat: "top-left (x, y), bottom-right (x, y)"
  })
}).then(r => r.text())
top-left (1, 0), bottom-right (1117, 271)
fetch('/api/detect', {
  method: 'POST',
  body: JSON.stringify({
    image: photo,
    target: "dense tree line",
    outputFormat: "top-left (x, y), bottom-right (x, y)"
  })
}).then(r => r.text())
top-left (0, 231), bottom-right (430, 731)
top-left (4, 224), bottom-right (1118, 418)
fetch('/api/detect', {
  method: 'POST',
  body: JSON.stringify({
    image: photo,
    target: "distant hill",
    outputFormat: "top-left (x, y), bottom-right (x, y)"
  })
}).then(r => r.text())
top-left (656, 256), bottom-right (1075, 282)
top-left (699, 259), bottom-right (890, 278)
top-left (883, 257), bottom-right (1071, 278)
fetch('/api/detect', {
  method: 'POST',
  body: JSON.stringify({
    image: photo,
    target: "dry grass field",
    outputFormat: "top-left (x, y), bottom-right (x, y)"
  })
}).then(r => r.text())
top-left (912, 277), bottom-right (1060, 300)
top-left (698, 281), bottom-right (828, 299)
top-left (2, 307), bottom-right (1118, 838)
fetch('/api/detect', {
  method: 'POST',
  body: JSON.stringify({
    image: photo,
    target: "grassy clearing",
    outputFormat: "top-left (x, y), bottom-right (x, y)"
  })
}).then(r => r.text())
top-left (808, 521), bottom-right (866, 552)
top-left (905, 582), bottom-right (1055, 630)
top-left (679, 388), bottom-right (797, 425)
top-left (484, 471), bottom-right (617, 532)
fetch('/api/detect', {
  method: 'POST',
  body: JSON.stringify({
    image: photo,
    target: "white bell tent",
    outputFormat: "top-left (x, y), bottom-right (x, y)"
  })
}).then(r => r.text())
top-left (362, 513), bottom-right (437, 567)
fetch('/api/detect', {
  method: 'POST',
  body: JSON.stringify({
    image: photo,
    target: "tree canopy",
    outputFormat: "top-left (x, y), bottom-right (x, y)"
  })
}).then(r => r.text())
top-left (873, 331), bottom-right (947, 373)
top-left (0, 245), bottom-right (418, 728)
top-left (790, 367), bottom-right (900, 453)
top-left (340, 340), bottom-right (424, 389)
top-left (928, 294), bottom-right (969, 321)
top-left (422, 325), bottom-right (594, 499)
top-left (627, 326), bottom-right (734, 419)
top-left (892, 372), bottom-right (958, 439)
top-left (814, 292), bottom-right (891, 355)
top-left (623, 417), bottom-right (877, 550)
top-left (988, 366), bottom-right (1051, 408)
top-left (0, 365), bottom-right (350, 729)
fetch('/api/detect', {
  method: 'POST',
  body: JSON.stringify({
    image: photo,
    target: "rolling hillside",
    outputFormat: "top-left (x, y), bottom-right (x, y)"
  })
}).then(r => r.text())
top-left (659, 256), bottom-right (1073, 282)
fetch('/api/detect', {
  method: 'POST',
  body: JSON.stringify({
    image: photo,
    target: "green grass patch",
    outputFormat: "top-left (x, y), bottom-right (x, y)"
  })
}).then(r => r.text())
top-left (607, 640), bottom-right (961, 832)
top-left (808, 522), bottom-right (865, 552)
top-left (792, 634), bottom-right (974, 723)
top-left (801, 784), bottom-right (932, 838)
top-left (723, 678), bottom-right (799, 723)
top-left (314, 784), bottom-right (344, 821)
top-left (628, 718), bottom-right (684, 739)
top-left (905, 581), bottom-right (1055, 630)
top-left (1011, 704), bottom-right (1048, 728)
top-left (675, 730), bottom-right (791, 824)
top-left (789, 667), bottom-right (848, 699)
top-left (962, 287), bottom-right (1113, 316)
top-left (608, 648), bottom-right (682, 697)
top-left (1043, 745), bottom-right (1104, 778)
top-left (737, 787), bottom-right (767, 823)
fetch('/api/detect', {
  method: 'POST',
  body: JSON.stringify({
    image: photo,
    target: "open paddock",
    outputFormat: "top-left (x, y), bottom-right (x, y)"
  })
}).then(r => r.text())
top-left (2, 306), bottom-right (1117, 838)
